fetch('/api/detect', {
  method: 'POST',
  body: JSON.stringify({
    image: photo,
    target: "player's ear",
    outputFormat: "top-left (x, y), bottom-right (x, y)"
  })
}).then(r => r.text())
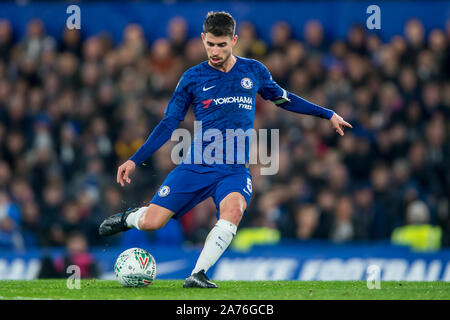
top-left (232, 34), bottom-right (238, 46)
top-left (201, 32), bottom-right (206, 41)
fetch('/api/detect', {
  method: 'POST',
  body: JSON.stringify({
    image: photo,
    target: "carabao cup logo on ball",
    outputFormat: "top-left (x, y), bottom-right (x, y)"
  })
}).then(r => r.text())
top-left (241, 77), bottom-right (253, 89)
top-left (114, 248), bottom-right (157, 287)
top-left (158, 185), bottom-right (170, 197)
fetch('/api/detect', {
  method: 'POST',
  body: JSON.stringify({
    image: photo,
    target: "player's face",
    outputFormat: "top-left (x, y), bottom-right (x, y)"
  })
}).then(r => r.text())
top-left (201, 32), bottom-right (237, 68)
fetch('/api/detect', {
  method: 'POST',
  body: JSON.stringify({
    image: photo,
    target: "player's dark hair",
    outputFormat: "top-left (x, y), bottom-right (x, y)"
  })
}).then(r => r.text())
top-left (203, 11), bottom-right (236, 38)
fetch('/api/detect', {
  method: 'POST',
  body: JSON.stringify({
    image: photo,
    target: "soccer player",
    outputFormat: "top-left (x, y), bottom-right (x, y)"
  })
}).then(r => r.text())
top-left (99, 12), bottom-right (352, 288)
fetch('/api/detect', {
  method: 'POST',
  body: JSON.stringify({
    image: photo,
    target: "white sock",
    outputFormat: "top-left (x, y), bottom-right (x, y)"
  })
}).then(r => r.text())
top-left (192, 219), bottom-right (237, 275)
top-left (125, 207), bottom-right (147, 230)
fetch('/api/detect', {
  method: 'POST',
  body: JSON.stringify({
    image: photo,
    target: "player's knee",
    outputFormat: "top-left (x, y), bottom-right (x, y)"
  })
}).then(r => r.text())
top-left (139, 210), bottom-right (167, 231)
top-left (220, 207), bottom-right (244, 225)
top-left (139, 217), bottom-right (164, 231)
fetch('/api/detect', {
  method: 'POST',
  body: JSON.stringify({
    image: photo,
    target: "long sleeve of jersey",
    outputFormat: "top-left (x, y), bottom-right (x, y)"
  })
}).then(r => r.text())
top-left (129, 115), bottom-right (181, 166)
top-left (129, 72), bottom-right (192, 166)
top-left (256, 61), bottom-right (334, 120)
top-left (275, 91), bottom-right (334, 120)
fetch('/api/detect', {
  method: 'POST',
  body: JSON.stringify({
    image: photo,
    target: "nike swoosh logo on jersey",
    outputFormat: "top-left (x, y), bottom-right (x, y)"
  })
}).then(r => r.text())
top-left (203, 85), bottom-right (216, 91)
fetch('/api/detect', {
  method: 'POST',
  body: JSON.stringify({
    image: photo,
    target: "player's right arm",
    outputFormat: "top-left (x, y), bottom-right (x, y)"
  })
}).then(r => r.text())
top-left (117, 72), bottom-right (192, 187)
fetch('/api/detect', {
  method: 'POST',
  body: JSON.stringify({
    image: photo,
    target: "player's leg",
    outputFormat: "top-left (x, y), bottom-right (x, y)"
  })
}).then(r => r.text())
top-left (184, 173), bottom-right (252, 288)
top-left (98, 203), bottom-right (174, 236)
top-left (193, 192), bottom-right (246, 270)
top-left (125, 204), bottom-right (174, 231)
top-left (183, 192), bottom-right (247, 288)
top-left (99, 166), bottom-right (207, 236)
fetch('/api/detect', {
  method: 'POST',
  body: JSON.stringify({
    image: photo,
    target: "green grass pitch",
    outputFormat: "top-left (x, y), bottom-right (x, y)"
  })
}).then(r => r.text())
top-left (0, 280), bottom-right (449, 300)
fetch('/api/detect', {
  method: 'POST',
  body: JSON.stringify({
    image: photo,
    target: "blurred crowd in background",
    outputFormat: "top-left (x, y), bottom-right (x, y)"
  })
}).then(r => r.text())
top-left (0, 16), bottom-right (449, 252)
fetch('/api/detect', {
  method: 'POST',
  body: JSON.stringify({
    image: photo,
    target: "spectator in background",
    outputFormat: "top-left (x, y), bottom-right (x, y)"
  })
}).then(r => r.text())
top-left (404, 19), bottom-right (426, 64)
top-left (330, 195), bottom-right (355, 242)
top-left (121, 23), bottom-right (147, 61)
top-left (391, 200), bottom-right (442, 252)
top-left (294, 204), bottom-right (320, 240)
top-left (19, 200), bottom-right (42, 247)
top-left (19, 19), bottom-right (56, 64)
top-left (269, 21), bottom-right (292, 54)
top-left (59, 28), bottom-right (82, 57)
top-left (167, 16), bottom-right (188, 57)
top-left (352, 183), bottom-right (377, 240)
top-left (0, 19), bottom-right (13, 62)
top-left (304, 20), bottom-right (326, 57)
top-left (38, 231), bottom-right (99, 278)
top-left (40, 181), bottom-right (64, 231)
top-left (314, 188), bottom-right (335, 239)
top-left (148, 38), bottom-right (182, 93)
top-left (233, 21), bottom-right (267, 59)
top-left (347, 24), bottom-right (367, 56)
top-left (184, 37), bottom-right (207, 68)
top-left (0, 161), bottom-right (12, 191)
top-left (370, 162), bottom-right (400, 238)
top-left (181, 198), bottom-right (217, 246)
top-left (0, 191), bottom-right (23, 250)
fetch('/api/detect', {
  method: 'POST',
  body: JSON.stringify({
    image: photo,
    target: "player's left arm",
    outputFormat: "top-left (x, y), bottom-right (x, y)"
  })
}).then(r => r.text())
top-left (272, 89), bottom-right (352, 136)
top-left (257, 62), bottom-right (352, 136)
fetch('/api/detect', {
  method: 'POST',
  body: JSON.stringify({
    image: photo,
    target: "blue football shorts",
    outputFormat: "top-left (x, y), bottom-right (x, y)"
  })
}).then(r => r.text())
top-left (149, 164), bottom-right (253, 220)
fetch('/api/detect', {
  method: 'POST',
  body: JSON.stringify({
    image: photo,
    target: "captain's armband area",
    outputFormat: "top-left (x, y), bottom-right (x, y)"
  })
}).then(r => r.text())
top-left (271, 89), bottom-right (291, 106)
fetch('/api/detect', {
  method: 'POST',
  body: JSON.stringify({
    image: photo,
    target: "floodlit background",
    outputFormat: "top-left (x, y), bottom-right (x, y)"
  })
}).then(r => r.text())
top-left (0, 0), bottom-right (449, 281)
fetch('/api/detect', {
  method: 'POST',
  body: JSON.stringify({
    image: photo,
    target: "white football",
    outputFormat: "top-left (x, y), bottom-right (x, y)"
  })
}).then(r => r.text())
top-left (114, 248), bottom-right (157, 287)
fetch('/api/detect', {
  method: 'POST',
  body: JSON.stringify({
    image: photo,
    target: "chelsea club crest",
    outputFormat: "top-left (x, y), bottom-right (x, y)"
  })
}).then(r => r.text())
top-left (241, 77), bottom-right (253, 90)
top-left (158, 185), bottom-right (170, 197)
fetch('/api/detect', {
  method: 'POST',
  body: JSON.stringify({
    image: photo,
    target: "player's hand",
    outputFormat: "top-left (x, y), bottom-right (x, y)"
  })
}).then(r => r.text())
top-left (330, 113), bottom-right (352, 136)
top-left (117, 160), bottom-right (136, 187)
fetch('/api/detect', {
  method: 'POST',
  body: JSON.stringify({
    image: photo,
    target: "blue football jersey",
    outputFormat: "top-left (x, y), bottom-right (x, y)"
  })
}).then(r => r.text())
top-left (164, 56), bottom-right (285, 171)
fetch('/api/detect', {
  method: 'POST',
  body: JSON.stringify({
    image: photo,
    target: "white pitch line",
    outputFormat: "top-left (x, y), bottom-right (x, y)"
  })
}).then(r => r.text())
top-left (0, 295), bottom-right (59, 300)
